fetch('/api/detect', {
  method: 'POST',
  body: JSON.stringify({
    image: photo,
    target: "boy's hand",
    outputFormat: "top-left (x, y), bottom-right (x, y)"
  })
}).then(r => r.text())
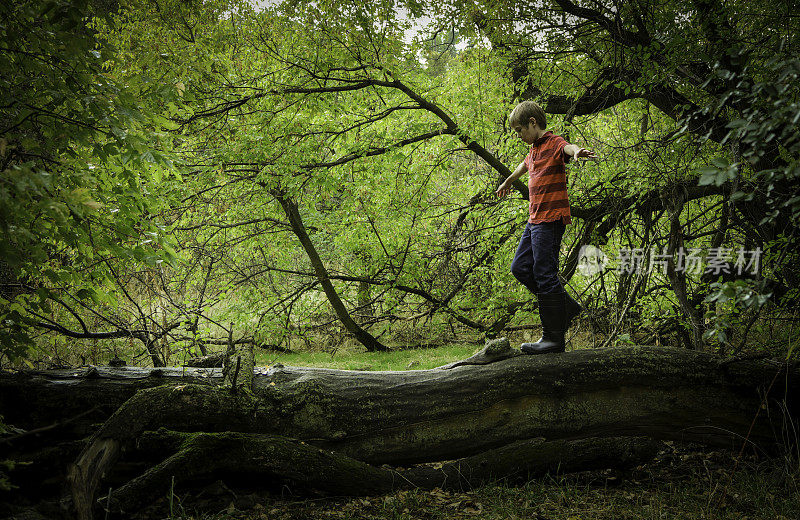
top-left (496, 181), bottom-right (513, 198)
top-left (574, 148), bottom-right (598, 160)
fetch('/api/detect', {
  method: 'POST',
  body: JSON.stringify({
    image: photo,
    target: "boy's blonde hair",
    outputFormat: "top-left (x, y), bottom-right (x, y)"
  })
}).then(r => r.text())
top-left (509, 100), bottom-right (547, 129)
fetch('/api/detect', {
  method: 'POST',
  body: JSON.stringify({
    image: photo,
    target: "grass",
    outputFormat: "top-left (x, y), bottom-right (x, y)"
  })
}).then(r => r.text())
top-left (12, 313), bottom-right (796, 371)
top-left (245, 326), bottom-right (623, 371)
top-left (255, 342), bottom-right (481, 371)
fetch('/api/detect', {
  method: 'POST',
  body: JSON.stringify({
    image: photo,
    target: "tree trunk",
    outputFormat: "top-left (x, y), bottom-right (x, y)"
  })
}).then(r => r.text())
top-left (221, 324), bottom-right (255, 392)
top-left (274, 190), bottom-right (388, 351)
top-left (0, 366), bottom-right (218, 434)
top-left (665, 190), bottom-right (706, 349)
top-left (2, 342), bottom-right (796, 519)
top-left (184, 352), bottom-right (225, 367)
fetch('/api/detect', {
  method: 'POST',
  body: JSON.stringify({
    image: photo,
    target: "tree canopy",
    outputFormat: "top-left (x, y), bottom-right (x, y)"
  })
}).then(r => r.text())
top-left (1, 0), bottom-right (798, 366)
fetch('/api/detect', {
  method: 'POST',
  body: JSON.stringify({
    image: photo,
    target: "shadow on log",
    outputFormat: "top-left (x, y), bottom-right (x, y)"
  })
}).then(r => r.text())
top-left (2, 341), bottom-right (797, 519)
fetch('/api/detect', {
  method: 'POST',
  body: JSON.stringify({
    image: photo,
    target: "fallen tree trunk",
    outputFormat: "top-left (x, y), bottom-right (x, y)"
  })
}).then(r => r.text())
top-left (2, 342), bottom-right (797, 519)
top-left (0, 365), bottom-right (219, 435)
top-left (61, 342), bottom-right (798, 519)
top-left (184, 352), bottom-right (225, 367)
top-left (68, 346), bottom-right (797, 457)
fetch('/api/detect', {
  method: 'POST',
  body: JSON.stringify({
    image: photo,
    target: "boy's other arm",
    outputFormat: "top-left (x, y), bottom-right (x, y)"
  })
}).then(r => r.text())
top-left (564, 144), bottom-right (598, 160)
top-left (496, 161), bottom-right (528, 198)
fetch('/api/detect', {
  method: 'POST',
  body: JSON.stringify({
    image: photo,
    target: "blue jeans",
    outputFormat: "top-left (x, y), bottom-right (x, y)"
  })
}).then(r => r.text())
top-left (510, 221), bottom-right (566, 295)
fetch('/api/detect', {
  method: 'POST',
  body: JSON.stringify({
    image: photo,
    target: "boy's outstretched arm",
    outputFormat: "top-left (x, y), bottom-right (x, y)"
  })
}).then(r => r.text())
top-left (496, 160), bottom-right (528, 198)
top-left (564, 144), bottom-right (598, 160)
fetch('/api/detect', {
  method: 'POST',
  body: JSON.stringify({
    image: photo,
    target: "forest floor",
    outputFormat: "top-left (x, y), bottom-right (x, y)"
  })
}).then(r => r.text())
top-left (133, 442), bottom-right (798, 520)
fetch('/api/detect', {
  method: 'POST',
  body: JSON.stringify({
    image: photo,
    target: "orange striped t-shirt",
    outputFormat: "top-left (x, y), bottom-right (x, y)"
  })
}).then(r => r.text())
top-left (524, 131), bottom-right (572, 225)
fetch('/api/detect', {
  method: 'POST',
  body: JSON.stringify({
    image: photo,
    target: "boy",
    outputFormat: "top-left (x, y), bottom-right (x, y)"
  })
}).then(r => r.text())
top-left (496, 100), bottom-right (596, 354)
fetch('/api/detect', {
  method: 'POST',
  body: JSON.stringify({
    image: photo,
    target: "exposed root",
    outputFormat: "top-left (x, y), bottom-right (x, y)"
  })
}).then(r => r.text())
top-left (101, 430), bottom-right (659, 515)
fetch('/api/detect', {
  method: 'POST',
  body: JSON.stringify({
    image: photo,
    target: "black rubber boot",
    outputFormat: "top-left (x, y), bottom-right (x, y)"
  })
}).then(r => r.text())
top-left (527, 292), bottom-right (582, 345)
top-left (565, 292), bottom-right (583, 329)
top-left (521, 292), bottom-right (567, 354)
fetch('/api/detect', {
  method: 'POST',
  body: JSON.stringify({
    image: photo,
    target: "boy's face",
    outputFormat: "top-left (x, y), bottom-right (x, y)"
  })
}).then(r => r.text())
top-left (512, 117), bottom-right (540, 145)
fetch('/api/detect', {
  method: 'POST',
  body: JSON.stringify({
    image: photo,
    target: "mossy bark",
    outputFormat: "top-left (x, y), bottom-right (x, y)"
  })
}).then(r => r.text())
top-left (4, 343), bottom-right (795, 519)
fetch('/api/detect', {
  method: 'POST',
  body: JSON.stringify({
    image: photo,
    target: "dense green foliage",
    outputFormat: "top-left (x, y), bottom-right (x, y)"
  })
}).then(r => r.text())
top-left (1, 0), bottom-right (798, 366)
top-left (1, 0), bottom-right (179, 359)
